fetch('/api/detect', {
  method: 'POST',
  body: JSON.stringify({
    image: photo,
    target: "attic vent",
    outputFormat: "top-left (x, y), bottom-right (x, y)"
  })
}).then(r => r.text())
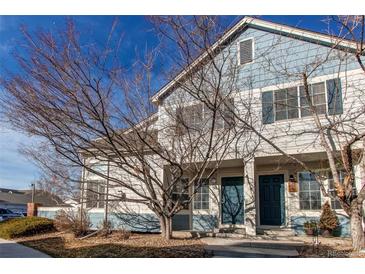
top-left (239, 39), bottom-right (253, 65)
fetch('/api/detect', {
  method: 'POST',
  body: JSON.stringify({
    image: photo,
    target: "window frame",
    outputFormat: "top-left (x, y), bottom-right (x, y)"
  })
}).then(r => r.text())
top-left (299, 82), bottom-right (328, 118)
top-left (175, 98), bottom-right (235, 134)
top-left (215, 98), bottom-right (235, 130)
top-left (85, 180), bottom-right (106, 209)
top-left (328, 170), bottom-right (357, 210)
top-left (264, 79), bottom-right (334, 123)
top-left (237, 37), bottom-right (254, 66)
top-left (274, 87), bottom-right (299, 121)
top-left (193, 178), bottom-right (210, 210)
top-left (298, 171), bottom-right (322, 211)
top-left (172, 178), bottom-right (190, 210)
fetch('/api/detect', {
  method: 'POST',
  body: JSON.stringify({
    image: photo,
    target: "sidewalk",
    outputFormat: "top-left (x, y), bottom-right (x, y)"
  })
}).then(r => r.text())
top-left (0, 238), bottom-right (50, 258)
top-left (201, 237), bottom-right (303, 258)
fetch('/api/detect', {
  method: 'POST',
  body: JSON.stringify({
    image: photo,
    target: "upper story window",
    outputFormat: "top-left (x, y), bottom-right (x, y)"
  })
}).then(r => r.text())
top-left (86, 181), bottom-right (105, 208)
top-left (274, 87), bottom-right (299, 121)
top-left (300, 82), bottom-right (326, 117)
top-left (238, 38), bottom-right (253, 65)
top-left (175, 98), bottom-right (235, 135)
top-left (215, 98), bottom-right (235, 129)
top-left (262, 78), bottom-right (343, 124)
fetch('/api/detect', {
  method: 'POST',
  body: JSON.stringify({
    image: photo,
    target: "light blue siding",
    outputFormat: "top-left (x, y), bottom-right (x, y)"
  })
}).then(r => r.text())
top-left (290, 214), bottom-right (350, 237)
top-left (38, 209), bottom-right (60, 219)
top-left (192, 214), bottom-right (218, 231)
top-left (37, 209), bottom-right (160, 232)
top-left (164, 26), bottom-right (360, 104)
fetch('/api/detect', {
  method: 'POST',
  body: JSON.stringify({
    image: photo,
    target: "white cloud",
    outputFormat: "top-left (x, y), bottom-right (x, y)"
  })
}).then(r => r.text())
top-left (0, 16), bottom-right (4, 32)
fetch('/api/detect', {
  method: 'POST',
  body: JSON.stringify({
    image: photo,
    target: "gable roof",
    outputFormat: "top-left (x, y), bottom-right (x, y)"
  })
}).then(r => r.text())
top-left (0, 188), bottom-right (67, 207)
top-left (151, 16), bottom-right (358, 104)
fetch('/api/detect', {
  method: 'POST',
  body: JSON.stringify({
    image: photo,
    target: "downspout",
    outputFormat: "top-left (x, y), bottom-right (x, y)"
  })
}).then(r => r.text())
top-left (80, 158), bottom-right (86, 227)
top-left (104, 160), bottom-right (110, 226)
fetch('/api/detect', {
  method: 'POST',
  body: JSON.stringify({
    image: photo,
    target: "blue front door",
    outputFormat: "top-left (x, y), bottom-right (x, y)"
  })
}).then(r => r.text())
top-left (221, 177), bottom-right (244, 225)
top-left (259, 174), bottom-right (285, 226)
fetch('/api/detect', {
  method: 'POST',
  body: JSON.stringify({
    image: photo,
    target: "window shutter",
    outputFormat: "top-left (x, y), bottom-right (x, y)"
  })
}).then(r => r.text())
top-left (262, 91), bottom-right (274, 124)
top-left (239, 39), bottom-right (253, 65)
top-left (326, 78), bottom-right (343, 115)
top-left (223, 98), bottom-right (235, 129)
top-left (175, 107), bottom-right (186, 136)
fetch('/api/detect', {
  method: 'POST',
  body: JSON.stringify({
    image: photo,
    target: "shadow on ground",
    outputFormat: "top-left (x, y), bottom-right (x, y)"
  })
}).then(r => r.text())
top-left (17, 235), bottom-right (208, 258)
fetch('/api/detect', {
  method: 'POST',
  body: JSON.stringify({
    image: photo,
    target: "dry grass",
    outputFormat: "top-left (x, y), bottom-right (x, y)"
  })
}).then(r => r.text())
top-left (296, 236), bottom-right (365, 258)
top-left (15, 231), bottom-right (208, 258)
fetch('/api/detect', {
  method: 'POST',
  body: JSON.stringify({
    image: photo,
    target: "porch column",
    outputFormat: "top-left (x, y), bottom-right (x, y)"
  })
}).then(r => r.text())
top-left (244, 159), bottom-right (256, 236)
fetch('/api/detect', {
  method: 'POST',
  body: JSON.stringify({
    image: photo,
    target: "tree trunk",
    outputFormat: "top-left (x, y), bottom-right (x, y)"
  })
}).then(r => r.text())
top-left (164, 216), bottom-right (172, 240)
top-left (349, 200), bottom-right (365, 251)
top-left (159, 216), bottom-right (166, 238)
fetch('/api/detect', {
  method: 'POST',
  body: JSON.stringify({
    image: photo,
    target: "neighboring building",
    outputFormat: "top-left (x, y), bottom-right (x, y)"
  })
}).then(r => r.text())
top-left (0, 187), bottom-right (66, 215)
top-left (55, 17), bottom-right (364, 236)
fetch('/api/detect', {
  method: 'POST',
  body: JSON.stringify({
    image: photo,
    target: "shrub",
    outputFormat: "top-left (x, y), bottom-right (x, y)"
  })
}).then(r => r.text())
top-left (54, 209), bottom-right (91, 237)
top-left (303, 220), bottom-right (317, 230)
top-left (319, 201), bottom-right (339, 232)
top-left (98, 220), bottom-right (113, 237)
top-left (115, 228), bottom-right (131, 240)
top-left (0, 217), bottom-right (54, 239)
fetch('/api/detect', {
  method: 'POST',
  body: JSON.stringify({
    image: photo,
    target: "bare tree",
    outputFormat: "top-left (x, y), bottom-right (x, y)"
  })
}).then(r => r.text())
top-left (2, 15), bottom-right (364, 248)
top-left (0, 18), bottom-right (246, 239)
top-left (150, 16), bottom-right (365, 250)
top-left (21, 144), bottom-right (82, 205)
top-left (232, 16), bottom-right (365, 250)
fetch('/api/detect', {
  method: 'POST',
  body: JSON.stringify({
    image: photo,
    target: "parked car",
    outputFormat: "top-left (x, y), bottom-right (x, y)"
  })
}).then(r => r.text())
top-left (0, 208), bottom-right (24, 221)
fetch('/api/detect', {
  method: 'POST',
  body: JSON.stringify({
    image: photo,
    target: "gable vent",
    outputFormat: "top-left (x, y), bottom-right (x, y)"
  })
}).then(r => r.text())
top-left (239, 39), bottom-right (253, 65)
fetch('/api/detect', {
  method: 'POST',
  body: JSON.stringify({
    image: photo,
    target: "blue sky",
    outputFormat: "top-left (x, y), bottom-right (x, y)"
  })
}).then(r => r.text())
top-left (0, 15), bottom-right (332, 190)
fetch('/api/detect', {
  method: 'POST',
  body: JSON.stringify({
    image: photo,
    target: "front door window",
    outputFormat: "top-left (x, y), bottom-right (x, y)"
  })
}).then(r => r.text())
top-left (221, 177), bottom-right (244, 225)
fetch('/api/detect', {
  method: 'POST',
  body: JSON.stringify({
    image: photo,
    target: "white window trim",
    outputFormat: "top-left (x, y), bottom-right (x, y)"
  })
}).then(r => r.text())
top-left (193, 178), bottom-right (210, 210)
top-left (271, 79), bottom-right (331, 123)
top-left (237, 37), bottom-right (254, 66)
top-left (172, 177), bottom-right (190, 211)
top-left (85, 180), bottom-right (106, 209)
top-left (179, 98), bottom-right (235, 131)
top-left (297, 171), bottom-right (322, 211)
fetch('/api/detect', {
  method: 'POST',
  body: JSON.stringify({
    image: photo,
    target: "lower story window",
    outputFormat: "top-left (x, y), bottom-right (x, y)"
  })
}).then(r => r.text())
top-left (298, 172), bottom-right (321, 210)
top-left (328, 170), bottom-right (357, 210)
top-left (172, 178), bottom-right (190, 210)
top-left (86, 181), bottom-right (105, 208)
top-left (193, 179), bottom-right (209, 210)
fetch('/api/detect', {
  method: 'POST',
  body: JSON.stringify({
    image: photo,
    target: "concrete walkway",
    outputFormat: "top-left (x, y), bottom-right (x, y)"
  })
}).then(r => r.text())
top-left (0, 238), bottom-right (50, 258)
top-left (202, 237), bottom-right (303, 258)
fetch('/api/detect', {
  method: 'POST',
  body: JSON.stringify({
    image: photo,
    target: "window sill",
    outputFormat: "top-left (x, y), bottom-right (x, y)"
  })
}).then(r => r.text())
top-left (193, 209), bottom-right (211, 214)
top-left (267, 113), bottom-right (335, 126)
top-left (238, 60), bottom-right (254, 67)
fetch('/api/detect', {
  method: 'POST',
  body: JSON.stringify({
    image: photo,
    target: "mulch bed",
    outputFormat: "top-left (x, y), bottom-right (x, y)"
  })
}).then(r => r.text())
top-left (296, 236), bottom-right (365, 258)
top-left (15, 232), bottom-right (208, 258)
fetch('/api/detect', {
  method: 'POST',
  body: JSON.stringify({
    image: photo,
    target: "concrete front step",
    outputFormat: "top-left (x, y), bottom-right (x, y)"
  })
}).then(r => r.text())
top-left (256, 227), bottom-right (295, 237)
top-left (207, 246), bottom-right (300, 258)
top-left (190, 231), bottom-right (246, 239)
top-left (202, 237), bottom-right (304, 250)
top-left (201, 238), bottom-right (302, 258)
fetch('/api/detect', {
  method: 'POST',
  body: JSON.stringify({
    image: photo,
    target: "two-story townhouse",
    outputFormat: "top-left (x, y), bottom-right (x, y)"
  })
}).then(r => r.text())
top-left (69, 16), bottom-right (365, 237)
